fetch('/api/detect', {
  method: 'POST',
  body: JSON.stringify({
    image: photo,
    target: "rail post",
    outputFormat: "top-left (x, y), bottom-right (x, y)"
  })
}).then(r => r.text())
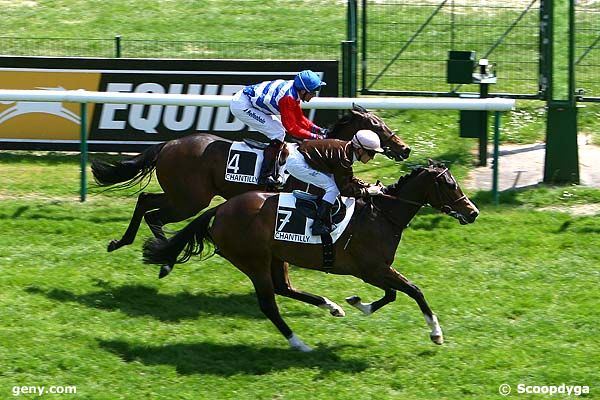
top-left (114, 35), bottom-right (122, 58)
top-left (79, 102), bottom-right (88, 202)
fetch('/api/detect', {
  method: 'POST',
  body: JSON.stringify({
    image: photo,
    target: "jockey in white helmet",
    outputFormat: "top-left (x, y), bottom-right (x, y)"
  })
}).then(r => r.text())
top-left (285, 129), bottom-right (385, 235)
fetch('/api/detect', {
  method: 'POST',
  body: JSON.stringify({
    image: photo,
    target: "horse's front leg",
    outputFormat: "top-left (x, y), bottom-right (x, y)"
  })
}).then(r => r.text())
top-left (385, 268), bottom-right (443, 345)
top-left (346, 267), bottom-right (443, 345)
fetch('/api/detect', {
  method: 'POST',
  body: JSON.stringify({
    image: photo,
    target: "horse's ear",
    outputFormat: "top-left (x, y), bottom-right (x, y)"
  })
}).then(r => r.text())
top-left (352, 103), bottom-right (368, 114)
top-left (428, 159), bottom-right (446, 168)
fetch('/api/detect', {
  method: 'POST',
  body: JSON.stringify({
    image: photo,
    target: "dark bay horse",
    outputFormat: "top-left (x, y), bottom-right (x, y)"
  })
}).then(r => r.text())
top-left (143, 162), bottom-right (479, 351)
top-left (92, 106), bottom-right (410, 278)
top-left (92, 105), bottom-right (410, 277)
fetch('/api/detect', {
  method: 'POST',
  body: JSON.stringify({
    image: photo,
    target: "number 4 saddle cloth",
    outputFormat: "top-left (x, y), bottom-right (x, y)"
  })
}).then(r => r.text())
top-left (225, 140), bottom-right (295, 185)
top-left (274, 191), bottom-right (356, 245)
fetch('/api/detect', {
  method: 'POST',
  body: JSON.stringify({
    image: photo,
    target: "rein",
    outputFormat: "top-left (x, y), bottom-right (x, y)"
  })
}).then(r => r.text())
top-left (375, 167), bottom-right (467, 226)
top-left (370, 194), bottom-right (420, 229)
top-left (431, 168), bottom-right (466, 214)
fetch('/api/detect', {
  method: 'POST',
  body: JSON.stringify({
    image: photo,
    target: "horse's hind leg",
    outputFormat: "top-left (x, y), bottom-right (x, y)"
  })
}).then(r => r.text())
top-left (144, 205), bottom-right (199, 279)
top-left (346, 288), bottom-right (396, 315)
top-left (108, 192), bottom-right (168, 252)
top-left (271, 259), bottom-right (345, 317)
top-left (249, 269), bottom-right (312, 352)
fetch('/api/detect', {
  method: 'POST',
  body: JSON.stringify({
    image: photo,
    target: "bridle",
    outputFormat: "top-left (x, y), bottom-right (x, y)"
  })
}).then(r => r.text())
top-left (430, 168), bottom-right (467, 215)
top-left (372, 167), bottom-right (467, 228)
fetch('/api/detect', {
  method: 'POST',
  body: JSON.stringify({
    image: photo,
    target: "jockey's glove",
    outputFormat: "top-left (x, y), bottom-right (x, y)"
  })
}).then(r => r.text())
top-left (310, 133), bottom-right (326, 140)
top-left (366, 185), bottom-right (384, 196)
top-left (311, 125), bottom-right (330, 138)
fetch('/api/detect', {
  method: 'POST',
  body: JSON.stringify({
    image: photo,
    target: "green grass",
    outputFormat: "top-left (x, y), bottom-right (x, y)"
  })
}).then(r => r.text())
top-left (1, 1), bottom-right (599, 398)
top-left (1, 151), bottom-right (599, 399)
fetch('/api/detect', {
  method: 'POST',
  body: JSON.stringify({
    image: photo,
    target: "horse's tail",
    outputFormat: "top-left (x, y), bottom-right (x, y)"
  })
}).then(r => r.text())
top-left (143, 206), bottom-right (219, 266)
top-left (91, 142), bottom-right (167, 188)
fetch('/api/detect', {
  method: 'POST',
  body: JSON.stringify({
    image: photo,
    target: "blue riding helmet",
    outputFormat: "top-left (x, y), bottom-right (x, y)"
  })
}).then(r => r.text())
top-left (293, 70), bottom-right (327, 92)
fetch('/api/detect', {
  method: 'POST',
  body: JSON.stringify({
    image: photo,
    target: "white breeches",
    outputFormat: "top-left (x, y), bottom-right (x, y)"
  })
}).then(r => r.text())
top-left (230, 90), bottom-right (286, 141)
top-left (286, 148), bottom-right (340, 204)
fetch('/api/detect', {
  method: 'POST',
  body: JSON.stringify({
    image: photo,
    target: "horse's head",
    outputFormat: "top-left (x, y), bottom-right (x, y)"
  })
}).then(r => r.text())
top-left (385, 160), bottom-right (479, 225)
top-left (328, 104), bottom-right (411, 161)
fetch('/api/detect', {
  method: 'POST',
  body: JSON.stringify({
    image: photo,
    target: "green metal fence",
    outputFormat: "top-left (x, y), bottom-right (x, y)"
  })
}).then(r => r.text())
top-left (361, 0), bottom-right (542, 98)
top-left (0, 0), bottom-right (598, 101)
top-left (0, 37), bottom-right (116, 58)
top-left (360, 0), bottom-right (600, 101)
top-left (575, 1), bottom-right (600, 100)
top-left (0, 36), bottom-right (339, 61)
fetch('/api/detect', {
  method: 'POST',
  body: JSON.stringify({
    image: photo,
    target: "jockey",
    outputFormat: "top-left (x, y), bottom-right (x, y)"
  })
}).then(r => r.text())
top-left (230, 70), bottom-right (329, 187)
top-left (285, 129), bottom-right (385, 235)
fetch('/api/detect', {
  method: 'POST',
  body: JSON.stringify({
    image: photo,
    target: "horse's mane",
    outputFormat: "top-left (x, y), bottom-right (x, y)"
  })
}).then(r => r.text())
top-left (328, 104), bottom-right (373, 133)
top-left (384, 161), bottom-right (446, 196)
top-left (384, 168), bottom-right (423, 196)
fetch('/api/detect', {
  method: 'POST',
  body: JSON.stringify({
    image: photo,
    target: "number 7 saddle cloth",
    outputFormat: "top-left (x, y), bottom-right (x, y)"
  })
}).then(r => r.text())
top-left (274, 192), bottom-right (356, 245)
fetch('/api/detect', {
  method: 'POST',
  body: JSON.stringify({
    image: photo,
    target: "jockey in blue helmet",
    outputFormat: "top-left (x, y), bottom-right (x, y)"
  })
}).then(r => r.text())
top-left (230, 69), bottom-right (329, 187)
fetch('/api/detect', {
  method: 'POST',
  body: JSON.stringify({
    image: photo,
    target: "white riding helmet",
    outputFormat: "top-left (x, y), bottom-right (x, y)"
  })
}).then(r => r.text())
top-left (351, 129), bottom-right (384, 153)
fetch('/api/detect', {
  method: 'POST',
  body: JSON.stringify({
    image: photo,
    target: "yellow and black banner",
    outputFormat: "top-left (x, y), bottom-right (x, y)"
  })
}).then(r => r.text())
top-left (0, 56), bottom-right (338, 151)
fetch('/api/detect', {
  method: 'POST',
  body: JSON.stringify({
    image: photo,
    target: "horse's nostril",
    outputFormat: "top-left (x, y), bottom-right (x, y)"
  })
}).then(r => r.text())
top-left (470, 211), bottom-right (479, 220)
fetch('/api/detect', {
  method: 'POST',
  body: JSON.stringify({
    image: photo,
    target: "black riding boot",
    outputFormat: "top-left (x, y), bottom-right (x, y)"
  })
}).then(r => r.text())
top-left (258, 139), bottom-right (284, 187)
top-left (312, 201), bottom-right (333, 235)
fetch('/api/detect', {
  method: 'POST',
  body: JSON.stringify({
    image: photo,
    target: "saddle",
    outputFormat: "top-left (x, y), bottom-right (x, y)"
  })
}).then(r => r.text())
top-left (243, 138), bottom-right (290, 174)
top-left (243, 138), bottom-right (268, 150)
top-left (292, 191), bottom-right (347, 226)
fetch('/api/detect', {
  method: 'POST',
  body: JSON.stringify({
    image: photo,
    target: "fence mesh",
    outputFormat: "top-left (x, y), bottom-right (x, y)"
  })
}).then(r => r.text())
top-left (575, 1), bottom-right (600, 99)
top-left (119, 40), bottom-right (339, 60)
top-left (0, 37), bottom-right (116, 58)
top-left (362, 0), bottom-right (541, 96)
top-left (0, 1), bottom-right (598, 99)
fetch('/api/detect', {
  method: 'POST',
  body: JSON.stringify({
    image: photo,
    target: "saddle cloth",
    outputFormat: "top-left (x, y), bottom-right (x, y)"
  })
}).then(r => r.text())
top-left (274, 193), bottom-right (356, 244)
top-left (224, 141), bottom-right (296, 185)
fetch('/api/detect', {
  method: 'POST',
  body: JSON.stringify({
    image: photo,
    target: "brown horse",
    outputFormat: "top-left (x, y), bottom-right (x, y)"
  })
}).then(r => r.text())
top-left (142, 161), bottom-right (479, 351)
top-left (92, 105), bottom-right (410, 277)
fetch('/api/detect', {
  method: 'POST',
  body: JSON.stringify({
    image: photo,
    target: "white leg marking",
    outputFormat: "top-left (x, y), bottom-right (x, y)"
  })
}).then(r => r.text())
top-left (318, 297), bottom-right (346, 317)
top-left (424, 314), bottom-right (444, 345)
top-left (288, 334), bottom-right (312, 352)
top-left (345, 295), bottom-right (373, 316)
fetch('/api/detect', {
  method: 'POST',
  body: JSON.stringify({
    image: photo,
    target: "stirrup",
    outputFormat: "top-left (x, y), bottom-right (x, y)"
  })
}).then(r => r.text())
top-left (259, 175), bottom-right (283, 185)
top-left (312, 220), bottom-right (332, 236)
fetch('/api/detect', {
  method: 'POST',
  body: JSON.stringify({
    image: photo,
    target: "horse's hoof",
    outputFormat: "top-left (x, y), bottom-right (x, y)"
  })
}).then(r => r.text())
top-left (158, 265), bottom-right (173, 279)
top-left (107, 240), bottom-right (119, 252)
top-left (320, 297), bottom-right (346, 317)
top-left (345, 295), bottom-right (361, 305)
top-left (330, 308), bottom-right (346, 317)
top-left (288, 334), bottom-right (312, 352)
top-left (430, 334), bottom-right (444, 345)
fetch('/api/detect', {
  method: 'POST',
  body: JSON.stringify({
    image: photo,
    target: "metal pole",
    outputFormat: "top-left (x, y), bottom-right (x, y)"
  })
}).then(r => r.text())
top-left (80, 103), bottom-right (88, 202)
top-left (346, 0), bottom-right (358, 97)
top-left (115, 35), bottom-right (121, 58)
top-left (361, 0), bottom-right (367, 94)
top-left (492, 111), bottom-right (501, 206)
top-left (543, 0), bottom-right (579, 183)
top-left (478, 63), bottom-right (489, 166)
top-left (347, 0), bottom-right (357, 42)
top-left (341, 41), bottom-right (352, 97)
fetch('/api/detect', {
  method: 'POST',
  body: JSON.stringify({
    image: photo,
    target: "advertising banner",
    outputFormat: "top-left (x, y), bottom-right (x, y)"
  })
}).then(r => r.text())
top-left (0, 57), bottom-right (338, 150)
